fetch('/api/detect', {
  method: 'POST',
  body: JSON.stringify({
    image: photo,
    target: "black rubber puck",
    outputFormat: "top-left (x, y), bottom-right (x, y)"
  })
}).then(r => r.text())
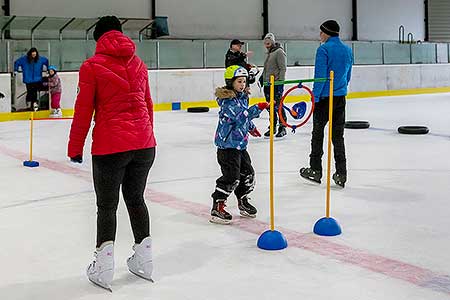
top-left (187, 107), bottom-right (209, 113)
top-left (344, 121), bottom-right (370, 129)
top-left (397, 126), bottom-right (429, 135)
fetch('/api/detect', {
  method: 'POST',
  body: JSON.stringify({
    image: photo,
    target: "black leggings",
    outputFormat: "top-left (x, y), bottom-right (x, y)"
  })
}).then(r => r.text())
top-left (92, 148), bottom-right (155, 248)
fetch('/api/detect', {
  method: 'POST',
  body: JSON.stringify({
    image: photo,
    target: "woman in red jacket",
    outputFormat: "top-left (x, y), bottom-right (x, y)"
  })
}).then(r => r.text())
top-left (67, 16), bottom-right (156, 290)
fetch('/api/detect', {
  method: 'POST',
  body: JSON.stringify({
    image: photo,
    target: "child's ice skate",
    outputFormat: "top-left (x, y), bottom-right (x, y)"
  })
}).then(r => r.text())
top-left (210, 199), bottom-right (232, 224)
top-left (49, 108), bottom-right (62, 118)
top-left (238, 196), bottom-right (257, 218)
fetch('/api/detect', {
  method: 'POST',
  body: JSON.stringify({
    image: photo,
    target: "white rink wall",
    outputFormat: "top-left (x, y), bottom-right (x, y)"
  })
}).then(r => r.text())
top-left (2, 63), bottom-right (450, 113)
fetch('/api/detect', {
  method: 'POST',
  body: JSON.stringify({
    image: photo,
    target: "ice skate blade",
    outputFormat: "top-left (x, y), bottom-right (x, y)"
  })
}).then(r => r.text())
top-left (88, 277), bottom-right (112, 292)
top-left (239, 211), bottom-right (256, 218)
top-left (333, 182), bottom-right (345, 189)
top-left (209, 216), bottom-right (232, 225)
top-left (128, 268), bottom-right (154, 282)
top-left (264, 135), bottom-right (286, 140)
top-left (300, 175), bottom-right (321, 185)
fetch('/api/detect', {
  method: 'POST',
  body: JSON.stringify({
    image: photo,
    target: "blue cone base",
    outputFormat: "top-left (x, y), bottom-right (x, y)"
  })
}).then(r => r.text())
top-left (23, 160), bottom-right (39, 168)
top-left (313, 217), bottom-right (342, 236)
top-left (257, 230), bottom-right (288, 250)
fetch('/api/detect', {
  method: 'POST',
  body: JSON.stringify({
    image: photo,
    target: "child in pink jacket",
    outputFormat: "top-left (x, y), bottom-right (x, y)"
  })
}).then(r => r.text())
top-left (47, 65), bottom-right (62, 117)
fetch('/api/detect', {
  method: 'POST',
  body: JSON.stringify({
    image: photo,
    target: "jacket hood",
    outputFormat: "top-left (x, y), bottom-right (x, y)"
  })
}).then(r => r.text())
top-left (95, 30), bottom-right (136, 58)
top-left (269, 42), bottom-right (283, 53)
top-left (215, 87), bottom-right (237, 99)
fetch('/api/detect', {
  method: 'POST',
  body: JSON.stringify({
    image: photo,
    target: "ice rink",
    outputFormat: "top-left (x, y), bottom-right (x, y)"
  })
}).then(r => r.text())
top-left (1, 93), bottom-right (450, 300)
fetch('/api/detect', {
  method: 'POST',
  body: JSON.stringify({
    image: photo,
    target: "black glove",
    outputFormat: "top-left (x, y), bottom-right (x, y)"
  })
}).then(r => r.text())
top-left (0, 92), bottom-right (4, 99)
top-left (70, 155), bottom-right (83, 164)
top-left (248, 74), bottom-right (256, 84)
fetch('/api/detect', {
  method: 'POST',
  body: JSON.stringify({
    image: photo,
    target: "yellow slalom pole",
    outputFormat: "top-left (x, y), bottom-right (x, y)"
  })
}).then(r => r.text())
top-left (325, 71), bottom-right (334, 218)
top-left (29, 111), bottom-right (34, 162)
top-left (269, 75), bottom-right (275, 231)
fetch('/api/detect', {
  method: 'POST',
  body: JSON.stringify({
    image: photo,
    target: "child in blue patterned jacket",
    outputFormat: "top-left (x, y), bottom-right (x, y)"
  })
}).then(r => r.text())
top-left (210, 65), bottom-right (269, 224)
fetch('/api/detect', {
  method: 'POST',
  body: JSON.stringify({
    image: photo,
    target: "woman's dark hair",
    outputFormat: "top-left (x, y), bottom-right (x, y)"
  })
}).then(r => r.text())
top-left (27, 47), bottom-right (39, 63)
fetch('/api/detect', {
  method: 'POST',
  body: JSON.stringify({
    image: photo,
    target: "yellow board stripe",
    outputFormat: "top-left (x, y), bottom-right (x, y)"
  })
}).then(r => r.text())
top-left (2, 86), bottom-right (450, 122)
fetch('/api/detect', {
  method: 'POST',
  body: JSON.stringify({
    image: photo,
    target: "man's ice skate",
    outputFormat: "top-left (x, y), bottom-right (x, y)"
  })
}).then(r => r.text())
top-left (263, 127), bottom-right (274, 139)
top-left (238, 196), bottom-right (257, 218)
top-left (210, 199), bottom-right (232, 224)
top-left (333, 173), bottom-right (347, 188)
top-left (86, 241), bottom-right (114, 292)
top-left (127, 236), bottom-right (154, 282)
top-left (299, 167), bottom-right (322, 184)
top-left (275, 125), bottom-right (287, 139)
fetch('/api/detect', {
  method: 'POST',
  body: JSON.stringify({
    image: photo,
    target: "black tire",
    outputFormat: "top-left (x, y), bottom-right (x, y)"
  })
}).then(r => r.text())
top-left (397, 126), bottom-right (429, 135)
top-left (187, 107), bottom-right (209, 113)
top-left (344, 121), bottom-right (370, 129)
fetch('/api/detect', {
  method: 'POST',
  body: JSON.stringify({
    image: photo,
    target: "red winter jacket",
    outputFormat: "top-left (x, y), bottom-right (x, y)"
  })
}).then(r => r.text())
top-left (68, 30), bottom-right (156, 157)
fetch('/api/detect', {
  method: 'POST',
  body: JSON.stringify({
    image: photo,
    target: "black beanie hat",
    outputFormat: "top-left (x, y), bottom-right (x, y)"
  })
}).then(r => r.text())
top-left (93, 16), bottom-right (123, 41)
top-left (320, 20), bottom-right (340, 37)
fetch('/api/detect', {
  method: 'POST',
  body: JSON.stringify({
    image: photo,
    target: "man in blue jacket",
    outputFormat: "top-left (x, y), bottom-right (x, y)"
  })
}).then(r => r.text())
top-left (300, 20), bottom-right (353, 188)
top-left (14, 47), bottom-right (49, 110)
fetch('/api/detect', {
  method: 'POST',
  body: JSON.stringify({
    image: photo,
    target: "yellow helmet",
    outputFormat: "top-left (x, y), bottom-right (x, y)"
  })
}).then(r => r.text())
top-left (224, 65), bottom-right (248, 81)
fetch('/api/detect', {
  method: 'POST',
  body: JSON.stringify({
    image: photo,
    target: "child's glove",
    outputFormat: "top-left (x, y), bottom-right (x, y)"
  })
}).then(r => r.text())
top-left (249, 127), bottom-right (261, 137)
top-left (257, 102), bottom-right (270, 110)
top-left (70, 155), bottom-right (83, 164)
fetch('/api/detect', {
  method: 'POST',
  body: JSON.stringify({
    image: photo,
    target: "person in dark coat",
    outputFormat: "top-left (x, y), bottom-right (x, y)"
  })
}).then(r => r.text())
top-left (225, 39), bottom-right (257, 86)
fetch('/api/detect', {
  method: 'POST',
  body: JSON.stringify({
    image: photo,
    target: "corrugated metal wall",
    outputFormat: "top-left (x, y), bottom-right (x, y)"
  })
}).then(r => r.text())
top-left (429, 0), bottom-right (450, 41)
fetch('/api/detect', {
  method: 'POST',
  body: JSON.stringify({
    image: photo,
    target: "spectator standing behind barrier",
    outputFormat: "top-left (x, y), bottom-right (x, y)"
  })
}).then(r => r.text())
top-left (225, 39), bottom-right (247, 68)
top-left (13, 47), bottom-right (49, 111)
top-left (299, 20), bottom-right (353, 188)
top-left (225, 39), bottom-right (257, 90)
top-left (67, 16), bottom-right (157, 290)
top-left (261, 33), bottom-right (287, 138)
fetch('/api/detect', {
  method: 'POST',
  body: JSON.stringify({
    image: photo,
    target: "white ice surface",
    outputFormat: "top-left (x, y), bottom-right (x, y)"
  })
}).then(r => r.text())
top-left (0, 93), bottom-right (450, 300)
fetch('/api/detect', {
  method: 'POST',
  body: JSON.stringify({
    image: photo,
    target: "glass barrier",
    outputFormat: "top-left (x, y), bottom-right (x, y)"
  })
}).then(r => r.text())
top-left (135, 40), bottom-right (158, 69)
top-left (383, 43), bottom-right (411, 64)
top-left (1, 39), bottom-right (448, 72)
top-left (245, 40), bottom-right (266, 67)
top-left (158, 40), bottom-right (203, 68)
top-left (353, 42), bottom-right (383, 64)
top-left (411, 44), bottom-right (436, 64)
top-left (0, 41), bottom-right (7, 72)
top-left (436, 43), bottom-right (448, 63)
top-left (286, 40), bottom-right (320, 66)
top-left (205, 40), bottom-right (229, 68)
top-left (60, 40), bottom-right (87, 70)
